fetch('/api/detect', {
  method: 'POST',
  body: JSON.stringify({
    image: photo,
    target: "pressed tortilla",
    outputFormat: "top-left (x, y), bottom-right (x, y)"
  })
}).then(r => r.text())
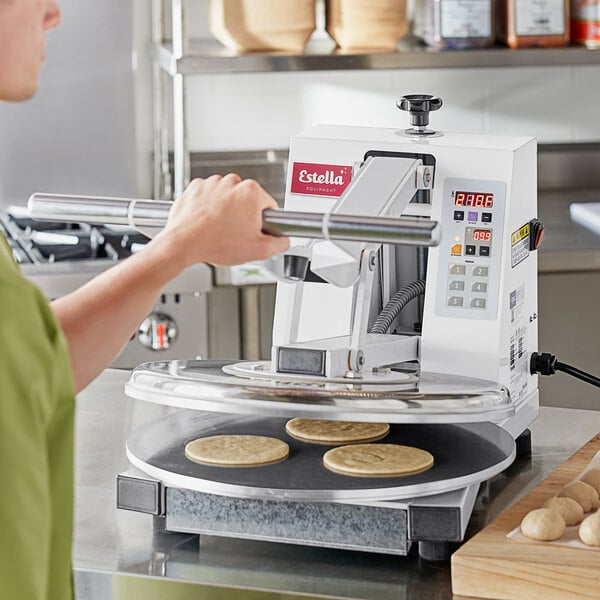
top-left (323, 443), bottom-right (434, 478)
top-left (285, 418), bottom-right (389, 445)
top-left (185, 435), bottom-right (289, 467)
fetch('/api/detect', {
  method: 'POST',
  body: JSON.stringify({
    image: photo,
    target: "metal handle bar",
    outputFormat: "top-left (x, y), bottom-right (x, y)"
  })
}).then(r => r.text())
top-left (28, 193), bottom-right (440, 247)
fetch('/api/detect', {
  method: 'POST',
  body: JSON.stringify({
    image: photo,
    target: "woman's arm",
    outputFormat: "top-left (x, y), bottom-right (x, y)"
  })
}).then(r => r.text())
top-left (51, 174), bottom-right (289, 392)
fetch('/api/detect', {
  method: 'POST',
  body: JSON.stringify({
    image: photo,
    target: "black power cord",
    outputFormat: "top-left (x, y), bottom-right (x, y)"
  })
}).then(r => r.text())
top-left (530, 352), bottom-right (600, 389)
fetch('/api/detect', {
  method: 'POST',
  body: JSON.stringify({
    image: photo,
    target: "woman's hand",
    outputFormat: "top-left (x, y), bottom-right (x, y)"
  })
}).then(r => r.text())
top-left (155, 174), bottom-right (290, 270)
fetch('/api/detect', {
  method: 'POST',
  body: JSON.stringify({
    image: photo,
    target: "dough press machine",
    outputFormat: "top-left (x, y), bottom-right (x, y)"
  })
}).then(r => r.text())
top-left (29, 95), bottom-right (543, 559)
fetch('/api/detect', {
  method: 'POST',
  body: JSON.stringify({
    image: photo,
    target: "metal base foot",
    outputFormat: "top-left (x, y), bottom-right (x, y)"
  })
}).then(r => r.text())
top-left (418, 540), bottom-right (459, 561)
top-left (516, 428), bottom-right (532, 458)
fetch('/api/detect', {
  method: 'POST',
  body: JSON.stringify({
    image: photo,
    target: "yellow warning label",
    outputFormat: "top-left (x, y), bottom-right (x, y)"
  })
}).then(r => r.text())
top-left (511, 224), bottom-right (530, 246)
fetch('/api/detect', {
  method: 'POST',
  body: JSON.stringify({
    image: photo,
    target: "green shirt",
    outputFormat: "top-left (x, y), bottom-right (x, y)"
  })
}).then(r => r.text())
top-left (0, 235), bottom-right (76, 600)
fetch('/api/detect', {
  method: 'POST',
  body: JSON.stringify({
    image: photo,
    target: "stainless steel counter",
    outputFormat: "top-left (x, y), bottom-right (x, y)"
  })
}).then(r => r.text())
top-left (72, 369), bottom-right (600, 599)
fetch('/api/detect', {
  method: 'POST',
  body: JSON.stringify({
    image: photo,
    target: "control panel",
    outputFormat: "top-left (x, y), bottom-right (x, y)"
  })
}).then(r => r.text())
top-left (434, 178), bottom-right (506, 320)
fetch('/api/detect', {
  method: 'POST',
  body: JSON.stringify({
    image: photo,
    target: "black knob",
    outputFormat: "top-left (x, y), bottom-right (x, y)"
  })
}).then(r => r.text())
top-left (397, 94), bottom-right (443, 131)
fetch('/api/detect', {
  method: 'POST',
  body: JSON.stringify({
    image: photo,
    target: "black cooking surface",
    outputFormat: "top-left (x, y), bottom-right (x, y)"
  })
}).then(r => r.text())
top-left (128, 411), bottom-right (515, 499)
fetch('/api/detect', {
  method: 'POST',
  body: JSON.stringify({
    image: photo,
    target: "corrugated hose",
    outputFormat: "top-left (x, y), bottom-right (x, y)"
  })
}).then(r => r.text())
top-left (369, 280), bottom-right (426, 335)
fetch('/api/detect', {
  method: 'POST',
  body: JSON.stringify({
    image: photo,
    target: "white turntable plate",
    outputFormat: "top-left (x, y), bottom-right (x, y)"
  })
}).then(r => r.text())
top-left (125, 360), bottom-right (514, 424)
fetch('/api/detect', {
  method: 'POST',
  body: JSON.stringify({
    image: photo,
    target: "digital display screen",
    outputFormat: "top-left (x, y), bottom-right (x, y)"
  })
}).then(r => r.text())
top-left (473, 229), bottom-right (492, 242)
top-left (465, 227), bottom-right (493, 254)
top-left (455, 191), bottom-right (494, 208)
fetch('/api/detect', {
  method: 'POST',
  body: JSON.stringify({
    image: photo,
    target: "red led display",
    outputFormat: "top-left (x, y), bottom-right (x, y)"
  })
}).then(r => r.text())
top-left (455, 191), bottom-right (493, 208)
top-left (473, 229), bottom-right (492, 242)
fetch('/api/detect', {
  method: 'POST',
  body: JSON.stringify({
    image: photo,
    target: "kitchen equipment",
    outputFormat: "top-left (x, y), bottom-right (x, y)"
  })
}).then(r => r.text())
top-left (452, 432), bottom-right (600, 599)
top-left (30, 94), bottom-right (541, 559)
top-left (0, 205), bottom-right (211, 368)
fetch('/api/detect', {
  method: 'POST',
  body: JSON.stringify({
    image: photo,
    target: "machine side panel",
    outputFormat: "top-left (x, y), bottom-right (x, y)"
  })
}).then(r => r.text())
top-left (421, 148), bottom-right (513, 383)
top-left (501, 141), bottom-right (538, 403)
top-left (421, 140), bottom-right (537, 397)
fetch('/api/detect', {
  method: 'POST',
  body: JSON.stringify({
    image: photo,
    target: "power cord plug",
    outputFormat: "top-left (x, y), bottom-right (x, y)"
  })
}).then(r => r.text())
top-left (530, 352), bottom-right (557, 376)
top-left (530, 352), bottom-right (600, 389)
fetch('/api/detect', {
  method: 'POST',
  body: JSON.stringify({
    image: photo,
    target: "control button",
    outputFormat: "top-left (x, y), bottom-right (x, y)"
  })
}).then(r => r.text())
top-left (447, 296), bottom-right (464, 307)
top-left (449, 280), bottom-right (465, 291)
top-left (472, 266), bottom-right (489, 277)
top-left (470, 298), bottom-right (487, 309)
top-left (482, 212), bottom-right (492, 223)
top-left (453, 210), bottom-right (464, 221)
top-left (472, 282), bottom-right (488, 293)
top-left (449, 264), bottom-right (466, 275)
top-left (468, 211), bottom-right (478, 222)
top-left (529, 218), bottom-right (545, 250)
top-left (465, 245), bottom-right (476, 256)
top-left (451, 243), bottom-right (463, 256)
top-left (479, 246), bottom-right (490, 257)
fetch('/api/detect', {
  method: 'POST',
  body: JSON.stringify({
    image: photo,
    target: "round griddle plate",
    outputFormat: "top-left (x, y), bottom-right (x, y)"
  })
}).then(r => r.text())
top-left (126, 411), bottom-right (516, 502)
top-left (125, 360), bottom-right (513, 424)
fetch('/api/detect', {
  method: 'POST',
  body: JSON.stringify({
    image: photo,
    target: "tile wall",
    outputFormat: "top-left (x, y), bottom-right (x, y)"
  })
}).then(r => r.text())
top-left (185, 65), bottom-right (600, 154)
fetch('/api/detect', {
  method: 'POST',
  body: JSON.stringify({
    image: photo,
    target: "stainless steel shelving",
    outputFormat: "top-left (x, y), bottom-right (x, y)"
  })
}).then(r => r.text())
top-left (157, 38), bottom-right (600, 77)
top-left (151, 1), bottom-right (600, 200)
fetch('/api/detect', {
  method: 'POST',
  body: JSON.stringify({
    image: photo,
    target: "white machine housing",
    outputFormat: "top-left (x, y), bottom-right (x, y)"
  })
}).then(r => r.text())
top-left (271, 124), bottom-right (539, 429)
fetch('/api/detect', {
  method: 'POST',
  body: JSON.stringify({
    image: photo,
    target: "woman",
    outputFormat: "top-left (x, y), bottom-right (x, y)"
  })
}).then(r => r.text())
top-left (0, 2), bottom-right (289, 599)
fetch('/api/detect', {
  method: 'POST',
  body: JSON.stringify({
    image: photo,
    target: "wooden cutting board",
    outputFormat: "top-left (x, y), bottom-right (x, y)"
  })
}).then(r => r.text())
top-left (452, 433), bottom-right (600, 600)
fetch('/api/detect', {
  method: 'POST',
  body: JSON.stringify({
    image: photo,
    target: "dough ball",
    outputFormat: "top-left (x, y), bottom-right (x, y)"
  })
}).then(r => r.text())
top-left (558, 480), bottom-right (600, 513)
top-left (542, 496), bottom-right (585, 526)
top-left (520, 508), bottom-right (566, 541)
top-left (580, 468), bottom-right (600, 495)
top-left (578, 513), bottom-right (600, 546)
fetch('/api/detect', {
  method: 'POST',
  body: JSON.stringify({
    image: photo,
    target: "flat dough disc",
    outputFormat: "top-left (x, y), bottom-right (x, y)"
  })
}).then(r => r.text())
top-left (323, 443), bottom-right (434, 478)
top-left (285, 418), bottom-right (390, 445)
top-left (185, 435), bottom-right (289, 467)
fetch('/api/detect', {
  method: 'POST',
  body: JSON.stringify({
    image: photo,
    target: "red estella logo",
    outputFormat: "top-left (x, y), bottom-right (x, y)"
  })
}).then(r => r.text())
top-left (290, 162), bottom-right (353, 197)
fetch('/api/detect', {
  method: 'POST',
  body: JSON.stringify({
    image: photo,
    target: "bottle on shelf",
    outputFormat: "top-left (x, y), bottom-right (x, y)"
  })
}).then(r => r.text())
top-left (496, 0), bottom-right (570, 48)
top-left (326, 0), bottom-right (409, 51)
top-left (570, 0), bottom-right (600, 48)
top-left (209, 0), bottom-right (316, 53)
top-left (413, 0), bottom-right (495, 50)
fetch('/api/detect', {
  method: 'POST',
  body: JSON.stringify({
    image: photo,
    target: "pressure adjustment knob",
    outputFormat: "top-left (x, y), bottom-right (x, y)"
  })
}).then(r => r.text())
top-left (397, 94), bottom-right (443, 135)
top-left (137, 312), bottom-right (178, 351)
